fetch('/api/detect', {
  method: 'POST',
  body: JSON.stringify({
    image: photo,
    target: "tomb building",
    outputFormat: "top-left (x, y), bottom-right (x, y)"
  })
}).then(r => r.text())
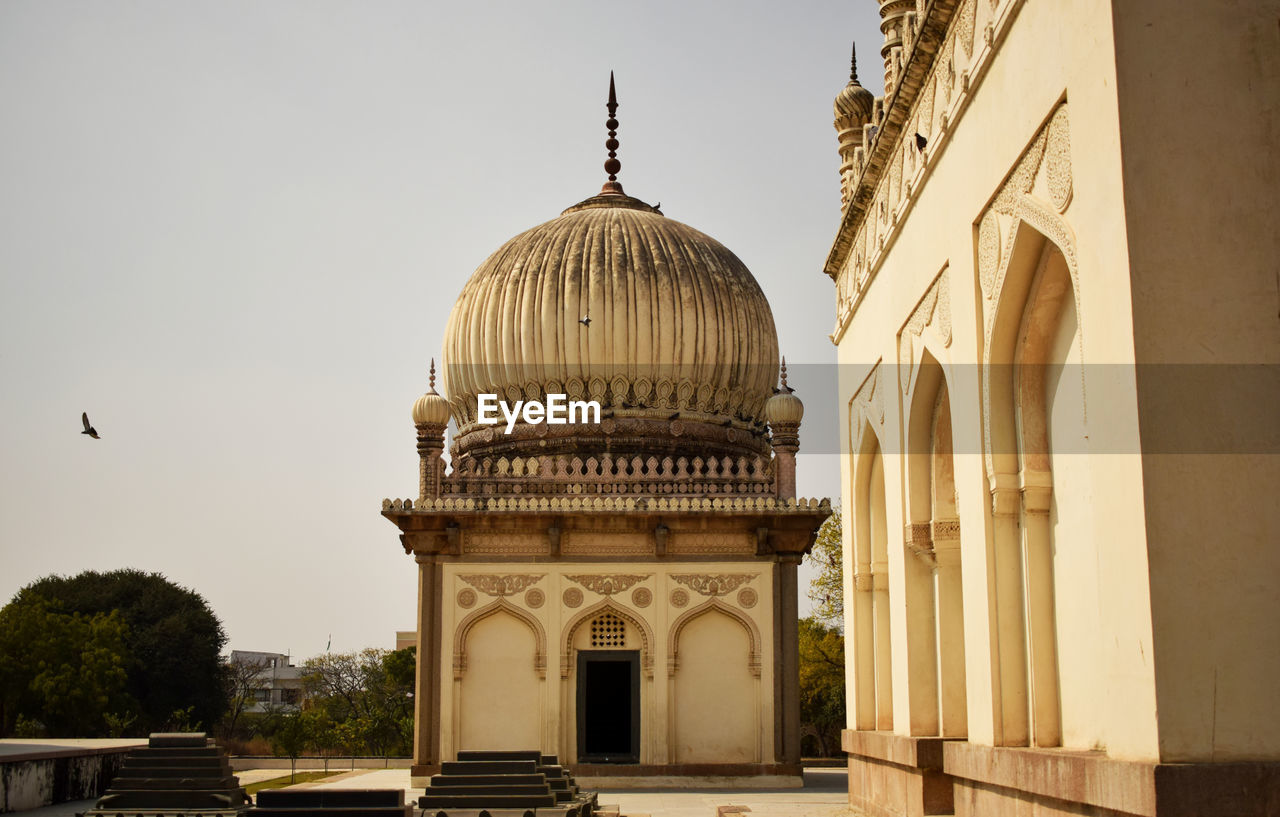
top-left (382, 78), bottom-right (830, 785)
top-left (826, 2), bottom-right (1279, 816)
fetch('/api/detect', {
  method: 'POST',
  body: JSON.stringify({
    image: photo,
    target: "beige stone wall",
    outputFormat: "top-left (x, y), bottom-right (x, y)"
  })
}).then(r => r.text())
top-left (436, 561), bottom-right (776, 765)
top-left (833, 0), bottom-right (1280, 789)
top-left (1110, 0), bottom-right (1280, 764)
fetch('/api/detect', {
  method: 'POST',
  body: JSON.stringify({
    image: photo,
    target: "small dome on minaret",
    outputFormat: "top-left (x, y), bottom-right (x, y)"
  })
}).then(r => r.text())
top-left (764, 358), bottom-right (805, 426)
top-left (412, 360), bottom-right (451, 427)
top-left (834, 43), bottom-right (874, 207)
top-left (834, 42), bottom-right (875, 127)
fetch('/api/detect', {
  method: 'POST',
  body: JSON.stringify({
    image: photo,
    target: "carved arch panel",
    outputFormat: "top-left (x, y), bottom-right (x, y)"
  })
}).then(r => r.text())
top-left (667, 598), bottom-right (762, 679)
top-left (560, 598), bottom-right (655, 680)
top-left (453, 597), bottom-right (547, 680)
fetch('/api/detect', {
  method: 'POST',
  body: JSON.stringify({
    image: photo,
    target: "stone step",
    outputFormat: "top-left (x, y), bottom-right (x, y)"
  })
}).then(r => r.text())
top-left (117, 764), bottom-right (233, 778)
top-left (130, 746), bottom-right (223, 758)
top-left (455, 750), bottom-right (543, 763)
top-left (428, 773), bottom-right (547, 787)
top-left (256, 789), bottom-right (406, 809)
top-left (148, 732), bottom-right (212, 748)
top-left (422, 784), bottom-right (551, 797)
top-left (124, 755), bottom-right (231, 768)
top-left (440, 760), bottom-right (538, 776)
top-left (248, 809), bottom-right (411, 817)
top-left (105, 777), bottom-right (242, 790)
top-left (92, 789), bottom-right (250, 809)
top-left (418, 793), bottom-right (559, 809)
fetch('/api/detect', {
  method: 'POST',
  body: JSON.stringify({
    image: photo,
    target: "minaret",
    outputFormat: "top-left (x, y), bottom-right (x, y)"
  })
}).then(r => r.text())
top-left (765, 358), bottom-right (805, 499)
top-left (879, 0), bottom-right (913, 96)
top-left (411, 359), bottom-right (450, 503)
top-left (834, 42), bottom-right (875, 208)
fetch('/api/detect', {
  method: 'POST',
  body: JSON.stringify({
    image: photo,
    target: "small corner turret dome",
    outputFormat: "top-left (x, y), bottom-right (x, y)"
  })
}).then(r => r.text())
top-left (412, 361), bottom-right (451, 427)
top-left (765, 390), bottom-right (804, 426)
top-left (413, 391), bottom-right (450, 427)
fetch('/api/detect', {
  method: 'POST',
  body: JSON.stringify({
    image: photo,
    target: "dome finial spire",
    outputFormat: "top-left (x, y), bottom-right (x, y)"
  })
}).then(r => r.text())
top-left (428, 358), bottom-right (437, 392)
top-left (850, 41), bottom-right (860, 83)
top-left (780, 356), bottom-right (794, 393)
top-left (602, 71), bottom-right (624, 195)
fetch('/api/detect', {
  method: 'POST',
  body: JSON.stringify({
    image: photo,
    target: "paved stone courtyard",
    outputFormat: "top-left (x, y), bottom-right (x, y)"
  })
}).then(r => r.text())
top-left (18, 766), bottom-right (857, 817)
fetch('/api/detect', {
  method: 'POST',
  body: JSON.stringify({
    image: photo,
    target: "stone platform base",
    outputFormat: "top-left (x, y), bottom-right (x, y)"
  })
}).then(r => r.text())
top-left (412, 762), bottom-right (803, 790)
top-left (843, 730), bottom-right (1280, 817)
top-left (945, 742), bottom-right (1280, 817)
top-left (843, 731), bottom-right (956, 817)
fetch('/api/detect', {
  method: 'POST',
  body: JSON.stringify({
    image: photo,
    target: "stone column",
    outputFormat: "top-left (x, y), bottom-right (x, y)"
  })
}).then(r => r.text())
top-left (416, 424), bottom-right (447, 504)
top-left (932, 518), bottom-right (967, 738)
top-left (413, 552), bottom-right (441, 775)
top-left (1021, 470), bottom-right (1060, 748)
top-left (990, 474), bottom-right (1029, 746)
top-left (770, 422), bottom-right (800, 500)
top-left (778, 554), bottom-right (803, 766)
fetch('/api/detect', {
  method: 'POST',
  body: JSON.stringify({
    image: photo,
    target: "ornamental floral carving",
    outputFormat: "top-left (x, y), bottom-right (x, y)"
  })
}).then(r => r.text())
top-left (563, 588), bottom-right (584, 608)
top-left (458, 573), bottom-right (545, 597)
top-left (565, 574), bottom-right (649, 596)
top-left (670, 573), bottom-right (758, 597)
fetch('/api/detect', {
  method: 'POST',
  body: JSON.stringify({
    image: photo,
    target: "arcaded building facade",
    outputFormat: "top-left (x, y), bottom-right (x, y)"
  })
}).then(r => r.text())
top-left (828, 1), bottom-right (1278, 816)
top-left (383, 106), bottom-right (829, 783)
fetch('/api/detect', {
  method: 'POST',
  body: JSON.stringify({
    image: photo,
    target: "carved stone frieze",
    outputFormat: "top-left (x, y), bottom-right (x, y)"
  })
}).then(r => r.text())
top-left (670, 573), bottom-right (758, 597)
top-left (458, 573), bottom-right (544, 597)
top-left (565, 574), bottom-right (650, 596)
top-left (464, 532), bottom-right (549, 555)
top-left (562, 532), bottom-right (653, 556)
top-left (667, 532), bottom-right (753, 555)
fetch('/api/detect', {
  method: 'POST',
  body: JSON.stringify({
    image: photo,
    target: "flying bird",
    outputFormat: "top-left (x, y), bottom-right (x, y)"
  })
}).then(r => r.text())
top-left (579, 315), bottom-right (592, 327)
top-left (81, 412), bottom-right (100, 439)
top-left (915, 132), bottom-right (928, 152)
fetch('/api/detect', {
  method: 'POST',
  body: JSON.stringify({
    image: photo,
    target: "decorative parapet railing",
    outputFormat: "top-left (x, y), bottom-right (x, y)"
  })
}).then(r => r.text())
top-left (439, 452), bottom-right (776, 498)
top-left (382, 495), bottom-right (831, 514)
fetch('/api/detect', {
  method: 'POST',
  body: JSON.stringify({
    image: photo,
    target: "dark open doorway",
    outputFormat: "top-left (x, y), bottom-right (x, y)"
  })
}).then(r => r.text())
top-left (576, 650), bottom-right (640, 763)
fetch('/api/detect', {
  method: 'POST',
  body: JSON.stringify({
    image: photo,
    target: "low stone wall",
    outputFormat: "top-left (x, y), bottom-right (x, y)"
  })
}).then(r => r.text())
top-left (0, 740), bottom-right (145, 813)
top-left (228, 756), bottom-right (412, 772)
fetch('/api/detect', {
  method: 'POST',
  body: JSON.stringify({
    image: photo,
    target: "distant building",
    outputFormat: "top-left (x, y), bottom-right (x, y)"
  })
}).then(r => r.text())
top-left (827, 1), bottom-right (1279, 816)
top-left (229, 650), bottom-right (304, 712)
top-left (394, 631), bottom-right (416, 651)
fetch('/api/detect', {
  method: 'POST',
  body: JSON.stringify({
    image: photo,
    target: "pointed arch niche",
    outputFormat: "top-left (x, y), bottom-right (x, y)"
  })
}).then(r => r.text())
top-left (849, 364), bottom-right (893, 732)
top-left (903, 344), bottom-right (968, 739)
top-left (667, 599), bottom-right (762, 763)
top-left (981, 208), bottom-right (1092, 749)
top-left (452, 598), bottom-right (546, 752)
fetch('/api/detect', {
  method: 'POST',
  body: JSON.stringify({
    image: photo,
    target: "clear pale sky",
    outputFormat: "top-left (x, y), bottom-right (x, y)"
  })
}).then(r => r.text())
top-left (0, 2), bottom-right (883, 657)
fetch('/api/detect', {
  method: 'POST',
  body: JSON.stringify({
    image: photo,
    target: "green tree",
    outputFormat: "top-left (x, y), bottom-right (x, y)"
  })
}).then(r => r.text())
top-left (798, 616), bottom-right (846, 757)
top-left (270, 712), bottom-right (310, 782)
top-left (302, 647), bottom-right (414, 757)
top-left (805, 510), bottom-right (843, 628)
top-left (0, 596), bottom-right (133, 737)
top-left (11, 569), bottom-right (229, 734)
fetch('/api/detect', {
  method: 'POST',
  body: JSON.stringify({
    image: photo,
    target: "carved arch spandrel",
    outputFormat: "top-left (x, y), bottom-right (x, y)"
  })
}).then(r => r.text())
top-left (667, 599), bottom-right (762, 679)
top-left (560, 598), bottom-right (655, 680)
top-left (453, 598), bottom-right (547, 681)
top-left (848, 361), bottom-right (885, 460)
top-left (976, 102), bottom-right (1085, 479)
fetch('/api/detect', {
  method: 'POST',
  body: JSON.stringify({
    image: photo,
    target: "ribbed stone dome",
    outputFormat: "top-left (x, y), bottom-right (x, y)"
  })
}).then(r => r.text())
top-left (440, 191), bottom-right (780, 461)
